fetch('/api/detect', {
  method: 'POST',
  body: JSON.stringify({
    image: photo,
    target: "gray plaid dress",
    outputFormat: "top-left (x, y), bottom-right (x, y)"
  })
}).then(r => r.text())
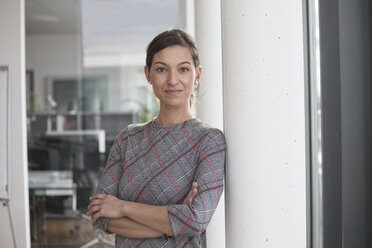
top-left (93, 118), bottom-right (226, 248)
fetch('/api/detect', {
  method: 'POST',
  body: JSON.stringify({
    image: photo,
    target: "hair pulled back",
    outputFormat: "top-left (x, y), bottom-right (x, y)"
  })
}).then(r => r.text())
top-left (146, 28), bottom-right (200, 70)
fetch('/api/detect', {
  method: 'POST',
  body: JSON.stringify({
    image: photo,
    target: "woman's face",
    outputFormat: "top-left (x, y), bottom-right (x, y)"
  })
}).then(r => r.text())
top-left (145, 45), bottom-right (201, 110)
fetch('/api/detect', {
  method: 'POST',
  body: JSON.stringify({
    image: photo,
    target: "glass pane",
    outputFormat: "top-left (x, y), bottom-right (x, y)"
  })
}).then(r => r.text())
top-left (26, 0), bottom-right (187, 245)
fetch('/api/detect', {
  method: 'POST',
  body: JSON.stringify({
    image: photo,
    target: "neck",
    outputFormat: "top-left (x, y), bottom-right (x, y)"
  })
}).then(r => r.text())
top-left (155, 105), bottom-right (193, 126)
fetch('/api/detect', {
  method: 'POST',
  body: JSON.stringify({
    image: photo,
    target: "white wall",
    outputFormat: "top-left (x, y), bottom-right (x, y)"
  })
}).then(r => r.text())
top-left (222, 0), bottom-right (307, 247)
top-left (26, 34), bottom-right (82, 107)
top-left (0, 0), bottom-right (30, 247)
top-left (26, 34), bottom-right (146, 113)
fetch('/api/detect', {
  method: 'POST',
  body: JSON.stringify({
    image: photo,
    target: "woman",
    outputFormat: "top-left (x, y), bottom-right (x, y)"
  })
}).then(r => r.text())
top-left (87, 28), bottom-right (226, 248)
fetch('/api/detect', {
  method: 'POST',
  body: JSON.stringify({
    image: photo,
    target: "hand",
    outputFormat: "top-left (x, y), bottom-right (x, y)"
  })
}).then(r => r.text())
top-left (183, 181), bottom-right (198, 206)
top-left (87, 194), bottom-right (125, 223)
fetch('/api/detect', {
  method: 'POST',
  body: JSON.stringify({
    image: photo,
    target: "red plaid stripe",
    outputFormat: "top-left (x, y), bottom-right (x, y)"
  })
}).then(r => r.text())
top-left (122, 125), bottom-right (171, 175)
top-left (145, 125), bottom-right (185, 200)
top-left (120, 127), bottom-right (146, 203)
top-left (181, 125), bottom-right (223, 198)
top-left (182, 237), bottom-right (195, 248)
top-left (168, 211), bottom-right (205, 233)
top-left (134, 132), bottom-right (210, 202)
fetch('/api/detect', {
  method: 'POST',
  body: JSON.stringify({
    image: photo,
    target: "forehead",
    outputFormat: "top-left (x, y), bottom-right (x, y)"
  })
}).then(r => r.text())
top-left (152, 45), bottom-right (193, 64)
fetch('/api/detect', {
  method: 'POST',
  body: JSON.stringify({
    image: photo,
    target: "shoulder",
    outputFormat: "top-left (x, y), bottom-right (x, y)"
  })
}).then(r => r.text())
top-left (115, 121), bottom-right (150, 142)
top-left (186, 118), bottom-right (225, 146)
top-left (126, 122), bottom-right (149, 134)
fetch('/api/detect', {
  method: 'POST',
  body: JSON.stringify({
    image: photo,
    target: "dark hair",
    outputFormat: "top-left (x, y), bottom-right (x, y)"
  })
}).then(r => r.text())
top-left (146, 28), bottom-right (200, 70)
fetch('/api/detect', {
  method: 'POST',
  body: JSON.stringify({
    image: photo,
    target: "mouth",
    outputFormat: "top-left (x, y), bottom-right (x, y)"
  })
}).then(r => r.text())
top-left (165, 90), bottom-right (182, 95)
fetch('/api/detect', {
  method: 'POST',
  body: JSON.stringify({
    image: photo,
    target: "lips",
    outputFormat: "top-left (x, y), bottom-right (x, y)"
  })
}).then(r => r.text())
top-left (165, 89), bottom-right (182, 95)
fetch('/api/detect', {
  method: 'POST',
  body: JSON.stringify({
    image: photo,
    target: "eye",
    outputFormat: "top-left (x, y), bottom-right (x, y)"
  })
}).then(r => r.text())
top-left (179, 67), bottom-right (189, 73)
top-left (156, 67), bottom-right (166, 73)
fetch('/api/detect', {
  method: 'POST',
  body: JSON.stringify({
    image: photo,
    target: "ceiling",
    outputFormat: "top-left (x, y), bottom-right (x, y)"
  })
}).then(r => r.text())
top-left (26, 0), bottom-right (80, 35)
top-left (25, 0), bottom-right (185, 47)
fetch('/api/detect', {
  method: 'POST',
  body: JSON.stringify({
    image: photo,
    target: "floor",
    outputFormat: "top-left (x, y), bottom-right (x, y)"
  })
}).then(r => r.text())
top-left (31, 216), bottom-right (115, 248)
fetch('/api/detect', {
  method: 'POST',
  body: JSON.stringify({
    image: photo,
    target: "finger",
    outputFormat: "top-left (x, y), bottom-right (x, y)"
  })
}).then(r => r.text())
top-left (189, 182), bottom-right (197, 192)
top-left (189, 183), bottom-right (198, 197)
top-left (92, 212), bottom-right (101, 224)
top-left (88, 199), bottom-right (102, 209)
top-left (188, 184), bottom-right (198, 205)
top-left (187, 187), bottom-right (194, 198)
top-left (193, 181), bottom-right (198, 189)
top-left (90, 194), bottom-right (106, 200)
top-left (188, 182), bottom-right (197, 196)
top-left (189, 190), bottom-right (196, 203)
top-left (183, 182), bottom-right (198, 205)
top-left (87, 205), bottom-right (101, 216)
top-left (184, 190), bottom-right (193, 205)
top-left (191, 188), bottom-right (197, 198)
top-left (190, 182), bottom-right (197, 193)
top-left (184, 192), bottom-right (194, 205)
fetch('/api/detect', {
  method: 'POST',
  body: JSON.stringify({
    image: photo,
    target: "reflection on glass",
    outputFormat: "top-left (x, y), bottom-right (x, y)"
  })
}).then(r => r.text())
top-left (26, 0), bottom-right (187, 245)
top-left (309, 0), bottom-right (323, 247)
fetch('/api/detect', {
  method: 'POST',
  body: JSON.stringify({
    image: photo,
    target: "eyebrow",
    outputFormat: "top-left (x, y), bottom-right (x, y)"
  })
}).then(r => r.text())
top-left (153, 61), bottom-right (192, 66)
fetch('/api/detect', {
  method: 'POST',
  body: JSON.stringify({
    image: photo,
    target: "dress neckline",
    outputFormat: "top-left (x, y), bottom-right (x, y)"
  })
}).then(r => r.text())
top-left (149, 117), bottom-right (198, 129)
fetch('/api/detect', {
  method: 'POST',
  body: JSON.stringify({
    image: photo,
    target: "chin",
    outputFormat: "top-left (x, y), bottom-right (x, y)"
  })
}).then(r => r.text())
top-left (162, 100), bottom-right (188, 108)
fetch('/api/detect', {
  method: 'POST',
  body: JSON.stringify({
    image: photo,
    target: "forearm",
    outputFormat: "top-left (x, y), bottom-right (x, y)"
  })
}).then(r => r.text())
top-left (108, 217), bottom-right (162, 238)
top-left (88, 194), bottom-right (173, 236)
top-left (121, 201), bottom-right (174, 236)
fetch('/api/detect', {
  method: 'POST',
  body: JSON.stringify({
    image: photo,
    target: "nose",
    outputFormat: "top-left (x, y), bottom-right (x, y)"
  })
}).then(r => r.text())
top-left (167, 69), bottom-right (179, 86)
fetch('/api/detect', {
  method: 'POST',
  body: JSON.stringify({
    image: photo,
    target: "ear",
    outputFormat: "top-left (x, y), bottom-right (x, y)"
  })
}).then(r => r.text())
top-left (195, 66), bottom-right (202, 86)
top-left (144, 66), bottom-right (151, 84)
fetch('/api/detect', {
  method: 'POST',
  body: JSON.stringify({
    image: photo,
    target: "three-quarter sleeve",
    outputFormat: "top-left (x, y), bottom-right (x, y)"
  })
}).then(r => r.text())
top-left (92, 132), bottom-right (125, 233)
top-left (167, 129), bottom-right (226, 237)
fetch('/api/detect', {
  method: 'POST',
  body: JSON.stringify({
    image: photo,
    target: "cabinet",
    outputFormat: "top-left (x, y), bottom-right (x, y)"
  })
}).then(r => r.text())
top-left (27, 111), bottom-right (135, 209)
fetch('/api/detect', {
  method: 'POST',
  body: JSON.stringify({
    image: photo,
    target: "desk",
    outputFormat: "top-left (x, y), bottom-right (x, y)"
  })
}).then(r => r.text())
top-left (45, 129), bottom-right (106, 154)
top-left (29, 170), bottom-right (77, 239)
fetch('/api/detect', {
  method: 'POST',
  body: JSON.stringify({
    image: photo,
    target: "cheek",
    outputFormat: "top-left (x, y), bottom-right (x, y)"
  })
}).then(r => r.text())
top-left (151, 84), bottom-right (160, 95)
top-left (151, 83), bottom-right (164, 99)
top-left (187, 76), bottom-right (197, 89)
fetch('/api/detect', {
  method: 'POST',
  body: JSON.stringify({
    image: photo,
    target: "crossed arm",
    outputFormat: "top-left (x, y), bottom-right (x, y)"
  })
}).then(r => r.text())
top-left (89, 129), bottom-right (226, 239)
top-left (87, 182), bottom-right (198, 238)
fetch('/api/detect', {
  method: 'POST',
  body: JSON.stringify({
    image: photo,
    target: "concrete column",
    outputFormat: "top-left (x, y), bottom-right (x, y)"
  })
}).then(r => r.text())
top-left (194, 1), bottom-right (224, 247)
top-left (183, 0), bottom-right (195, 37)
top-left (195, 0), bottom-right (223, 130)
top-left (221, 1), bottom-right (308, 247)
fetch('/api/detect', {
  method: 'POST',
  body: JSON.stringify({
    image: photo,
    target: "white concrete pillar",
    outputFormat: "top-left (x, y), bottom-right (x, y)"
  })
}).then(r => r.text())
top-left (221, 1), bottom-right (307, 247)
top-left (195, 0), bottom-right (223, 130)
top-left (194, 1), bottom-right (224, 247)
top-left (183, 0), bottom-right (195, 37)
